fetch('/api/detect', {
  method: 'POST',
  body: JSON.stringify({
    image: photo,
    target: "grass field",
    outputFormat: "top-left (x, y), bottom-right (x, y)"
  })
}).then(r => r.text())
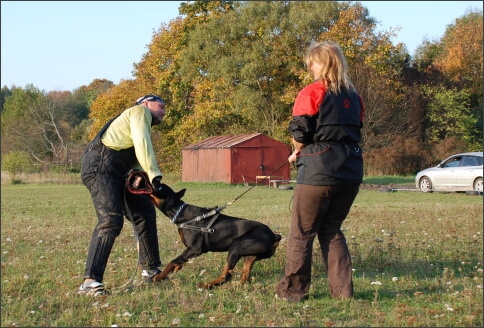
top-left (1, 178), bottom-right (482, 327)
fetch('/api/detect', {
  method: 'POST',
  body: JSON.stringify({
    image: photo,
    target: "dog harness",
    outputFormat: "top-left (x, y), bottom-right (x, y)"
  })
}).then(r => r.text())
top-left (169, 202), bottom-right (222, 249)
top-left (173, 205), bottom-right (219, 234)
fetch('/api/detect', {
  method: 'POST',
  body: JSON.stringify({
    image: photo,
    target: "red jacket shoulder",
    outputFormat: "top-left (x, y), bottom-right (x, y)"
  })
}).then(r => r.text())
top-left (293, 82), bottom-right (326, 116)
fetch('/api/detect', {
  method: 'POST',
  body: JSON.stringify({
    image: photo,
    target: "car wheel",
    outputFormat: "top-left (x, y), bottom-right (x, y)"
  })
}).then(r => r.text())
top-left (419, 176), bottom-right (433, 193)
top-left (474, 177), bottom-right (483, 191)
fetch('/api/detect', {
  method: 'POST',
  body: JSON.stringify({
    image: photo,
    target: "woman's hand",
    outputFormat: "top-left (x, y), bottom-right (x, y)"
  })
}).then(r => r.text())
top-left (289, 149), bottom-right (300, 163)
top-left (289, 138), bottom-right (305, 163)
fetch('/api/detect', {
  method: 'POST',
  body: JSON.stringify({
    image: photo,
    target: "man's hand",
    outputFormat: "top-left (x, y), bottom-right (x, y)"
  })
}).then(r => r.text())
top-left (152, 176), bottom-right (163, 191)
top-left (131, 175), bottom-right (143, 189)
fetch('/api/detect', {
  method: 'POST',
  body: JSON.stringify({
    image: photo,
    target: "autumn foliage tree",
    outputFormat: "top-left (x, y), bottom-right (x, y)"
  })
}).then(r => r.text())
top-left (3, 1), bottom-right (480, 177)
top-left (414, 9), bottom-right (483, 151)
top-left (434, 10), bottom-right (483, 96)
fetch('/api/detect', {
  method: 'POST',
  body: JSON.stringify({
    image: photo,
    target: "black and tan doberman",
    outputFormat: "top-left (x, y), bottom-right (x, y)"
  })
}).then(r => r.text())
top-left (148, 184), bottom-right (281, 289)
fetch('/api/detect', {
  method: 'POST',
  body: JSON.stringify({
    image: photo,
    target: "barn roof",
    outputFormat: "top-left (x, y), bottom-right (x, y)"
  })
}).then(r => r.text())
top-left (183, 133), bottom-right (263, 150)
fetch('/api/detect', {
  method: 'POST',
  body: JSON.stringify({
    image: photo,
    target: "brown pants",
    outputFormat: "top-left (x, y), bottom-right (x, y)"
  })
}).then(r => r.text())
top-left (276, 184), bottom-right (359, 301)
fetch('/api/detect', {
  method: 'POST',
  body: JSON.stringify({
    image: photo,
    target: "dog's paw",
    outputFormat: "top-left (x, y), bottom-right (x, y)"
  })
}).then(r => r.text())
top-left (173, 264), bottom-right (184, 273)
top-left (197, 282), bottom-right (211, 289)
top-left (152, 273), bottom-right (169, 282)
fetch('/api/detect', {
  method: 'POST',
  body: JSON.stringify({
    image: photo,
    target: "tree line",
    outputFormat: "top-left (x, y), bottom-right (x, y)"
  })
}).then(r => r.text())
top-left (1, 1), bottom-right (482, 179)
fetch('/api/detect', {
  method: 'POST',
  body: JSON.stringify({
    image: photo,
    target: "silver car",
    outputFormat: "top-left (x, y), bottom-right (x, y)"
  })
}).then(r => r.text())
top-left (415, 152), bottom-right (483, 193)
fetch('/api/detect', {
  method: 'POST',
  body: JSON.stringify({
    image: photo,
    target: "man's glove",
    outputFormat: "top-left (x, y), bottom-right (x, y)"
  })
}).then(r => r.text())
top-left (152, 176), bottom-right (163, 191)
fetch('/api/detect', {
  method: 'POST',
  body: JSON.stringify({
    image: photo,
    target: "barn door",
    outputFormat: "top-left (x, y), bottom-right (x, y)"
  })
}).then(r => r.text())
top-left (259, 146), bottom-right (287, 181)
top-left (231, 147), bottom-right (262, 184)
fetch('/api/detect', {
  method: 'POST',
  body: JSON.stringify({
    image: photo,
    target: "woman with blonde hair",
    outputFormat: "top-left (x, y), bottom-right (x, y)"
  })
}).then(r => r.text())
top-left (276, 41), bottom-right (365, 302)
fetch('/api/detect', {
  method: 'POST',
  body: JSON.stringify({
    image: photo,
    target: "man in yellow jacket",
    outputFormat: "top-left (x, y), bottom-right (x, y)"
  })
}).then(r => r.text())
top-left (78, 95), bottom-right (166, 296)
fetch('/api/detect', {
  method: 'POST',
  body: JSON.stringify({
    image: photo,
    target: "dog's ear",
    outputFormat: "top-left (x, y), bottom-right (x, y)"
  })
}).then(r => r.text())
top-left (177, 189), bottom-right (186, 199)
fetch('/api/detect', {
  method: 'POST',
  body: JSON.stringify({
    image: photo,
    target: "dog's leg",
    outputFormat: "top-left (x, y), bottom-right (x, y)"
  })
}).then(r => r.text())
top-left (153, 247), bottom-right (201, 282)
top-left (240, 255), bottom-right (257, 283)
top-left (197, 262), bottom-right (234, 289)
top-left (198, 247), bottom-right (245, 289)
top-left (239, 237), bottom-right (281, 283)
top-left (153, 262), bottom-right (180, 281)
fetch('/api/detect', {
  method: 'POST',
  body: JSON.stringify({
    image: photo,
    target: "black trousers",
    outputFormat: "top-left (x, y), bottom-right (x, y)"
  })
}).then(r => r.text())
top-left (80, 144), bottom-right (161, 282)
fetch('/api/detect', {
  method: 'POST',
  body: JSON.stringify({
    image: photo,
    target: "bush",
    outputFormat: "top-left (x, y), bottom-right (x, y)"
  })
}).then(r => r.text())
top-left (1, 151), bottom-right (35, 183)
top-left (429, 137), bottom-right (468, 164)
top-left (363, 136), bottom-right (473, 176)
top-left (364, 137), bottom-right (429, 176)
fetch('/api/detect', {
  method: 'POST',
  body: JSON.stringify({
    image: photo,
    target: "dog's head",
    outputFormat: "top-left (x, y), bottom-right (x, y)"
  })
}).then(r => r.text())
top-left (149, 183), bottom-right (186, 214)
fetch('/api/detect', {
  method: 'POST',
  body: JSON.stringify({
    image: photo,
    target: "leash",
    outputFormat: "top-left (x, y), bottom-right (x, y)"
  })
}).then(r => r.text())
top-left (167, 160), bottom-right (290, 245)
top-left (181, 160), bottom-right (289, 247)
top-left (218, 160), bottom-right (290, 211)
top-left (172, 159), bottom-right (290, 223)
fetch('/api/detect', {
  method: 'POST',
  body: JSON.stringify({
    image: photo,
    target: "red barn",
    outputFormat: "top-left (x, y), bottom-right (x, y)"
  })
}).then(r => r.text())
top-left (182, 133), bottom-right (291, 184)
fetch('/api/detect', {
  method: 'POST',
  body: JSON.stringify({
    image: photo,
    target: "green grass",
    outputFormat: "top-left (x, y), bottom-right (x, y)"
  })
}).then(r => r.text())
top-left (1, 181), bottom-right (482, 327)
top-left (363, 175), bottom-right (415, 186)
